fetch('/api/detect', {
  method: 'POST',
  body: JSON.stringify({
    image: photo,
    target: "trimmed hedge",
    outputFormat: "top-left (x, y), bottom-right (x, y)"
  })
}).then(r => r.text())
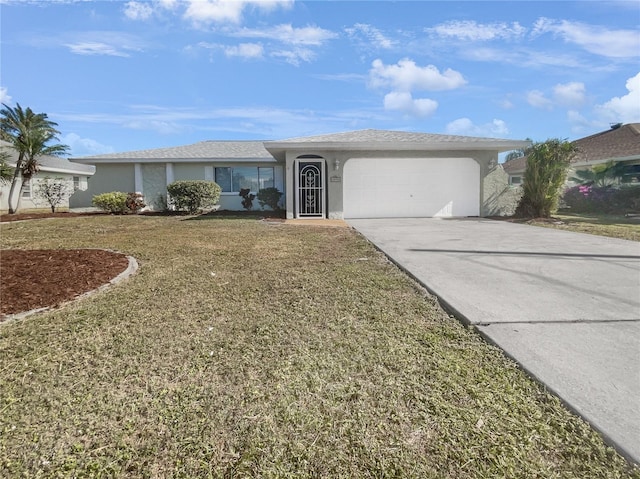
top-left (167, 180), bottom-right (221, 214)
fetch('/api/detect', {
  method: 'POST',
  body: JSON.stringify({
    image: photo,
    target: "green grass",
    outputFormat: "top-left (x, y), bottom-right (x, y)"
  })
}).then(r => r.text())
top-left (1, 216), bottom-right (637, 478)
top-left (529, 212), bottom-right (640, 241)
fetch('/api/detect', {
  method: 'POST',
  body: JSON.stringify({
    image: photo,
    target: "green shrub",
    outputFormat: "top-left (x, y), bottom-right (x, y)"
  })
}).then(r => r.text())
top-left (167, 180), bottom-right (221, 214)
top-left (257, 187), bottom-right (283, 211)
top-left (563, 185), bottom-right (640, 214)
top-left (92, 192), bottom-right (128, 214)
top-left (92, 191), bottom-right (146, 214)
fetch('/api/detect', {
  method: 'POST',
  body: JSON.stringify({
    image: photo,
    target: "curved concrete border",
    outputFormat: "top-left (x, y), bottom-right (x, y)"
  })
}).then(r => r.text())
top-left (0, 252), bottom-right (139, 326)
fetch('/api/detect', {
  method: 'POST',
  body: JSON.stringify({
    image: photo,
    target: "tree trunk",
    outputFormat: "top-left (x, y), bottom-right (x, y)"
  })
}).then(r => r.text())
top-left (7, 170), bottom-right (21, 215)
top-left (7, 152), bottom-right (25, 215)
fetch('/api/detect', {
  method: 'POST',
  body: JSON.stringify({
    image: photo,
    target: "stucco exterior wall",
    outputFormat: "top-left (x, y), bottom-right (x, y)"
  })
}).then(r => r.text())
top-left (73, 161), bottom-right (285, 212)
top-left (142, 163), bottom-right (167, 210)
top-left (70, 164), bottom-right (135, 208)
top-left (2, 173), bottom-right (90, 211)
top-left (284, 148), bottom-right (499, 219)
top-left (483, 164), bottom-right (522, 216)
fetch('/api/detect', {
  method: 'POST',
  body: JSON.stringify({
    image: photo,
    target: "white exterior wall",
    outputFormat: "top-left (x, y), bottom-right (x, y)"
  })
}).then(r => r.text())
top-left (2, 172), bottom-right (90, 212)
top-left (283, 148), bottom-right (497, 219)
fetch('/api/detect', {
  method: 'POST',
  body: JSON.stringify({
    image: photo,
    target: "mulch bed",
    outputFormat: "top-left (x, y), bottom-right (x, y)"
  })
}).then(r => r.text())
top-left (0, 211), bottom-right (106, 222)
top-left (0, 249), bottom-right (129, 318)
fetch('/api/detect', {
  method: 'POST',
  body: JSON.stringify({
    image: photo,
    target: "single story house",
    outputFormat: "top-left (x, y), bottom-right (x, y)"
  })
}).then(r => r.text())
top-left (503, 123), bottom-right (640, 186)
top-left (0, 140), bottom-right (95, 212)
top-left (70, 129), bottom-right (530, 219)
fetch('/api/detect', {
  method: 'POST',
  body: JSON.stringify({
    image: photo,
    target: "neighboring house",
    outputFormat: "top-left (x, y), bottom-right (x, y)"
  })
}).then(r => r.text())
top-left (0, 140), bottom-right (95, 212)
top-left (70, 129), bottom-right (530, 219)
top-left (502, 123), bottom-right (640, 186)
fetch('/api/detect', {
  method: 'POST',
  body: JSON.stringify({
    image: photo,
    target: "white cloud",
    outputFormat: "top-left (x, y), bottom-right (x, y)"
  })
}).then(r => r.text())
top-left (553, 82), bottom-right (586, 108)
top-left (123, 1), bottom-right (153, 20)
top-left (123, 119), bottom-right (182, 134)
top-left (184, 0), bottom-right (293, 26)
top-left (532, 18), bottom-right (639, 59)
top-left (63, 32), bottom-right (145, 57)
top-left (595, 72), bottom-right (640, 123)
top-left (383, 91), bottom-right (438, 117)
top-left (428, 20), bottom-right (526, 41)
top-left (446, 118), bottom-right (509, 137)
top-left (223, 42), bottom-right (264, 59)
top-left (369, 58), bottom-right (466, 92)
top-left (61, 133), bottom-right (115, 157)
top-left (65, 42), bottom-right (131, 57)
top-left (499, 98), bottom-right (514, 109)
top-left (0, 86), bottom-right (12, 104)
top-left (526, 90), bottom-right (553, 110)
top-left (235, 24), bottom-right (338, 46)
top-left (271, 47), bottom-right (314, 66)
top-left (345, 23), bottom-right (395, 49)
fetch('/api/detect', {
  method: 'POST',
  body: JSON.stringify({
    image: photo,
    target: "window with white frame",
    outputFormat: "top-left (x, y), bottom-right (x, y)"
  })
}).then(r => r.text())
top-left (73, 176), bottom-right (80, 190)
top-left (509, 175), bottom-right (522, 185)
top-left (215, 167), bottom-right (274, 193)
top-left (21, 179), bottom-right (31, 198)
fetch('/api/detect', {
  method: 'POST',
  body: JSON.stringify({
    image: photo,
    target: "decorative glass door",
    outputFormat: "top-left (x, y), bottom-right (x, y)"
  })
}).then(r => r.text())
top-left (296, 160), bottom-right (325, 218)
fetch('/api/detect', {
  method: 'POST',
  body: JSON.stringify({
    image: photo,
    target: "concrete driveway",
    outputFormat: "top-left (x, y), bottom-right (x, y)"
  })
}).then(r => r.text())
top-left (347, 217), bottom-right (640, 464)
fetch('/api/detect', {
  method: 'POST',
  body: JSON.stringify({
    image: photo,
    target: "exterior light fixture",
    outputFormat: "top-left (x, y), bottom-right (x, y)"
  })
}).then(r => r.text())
top-left (334, 159), bottom-right (340, 171)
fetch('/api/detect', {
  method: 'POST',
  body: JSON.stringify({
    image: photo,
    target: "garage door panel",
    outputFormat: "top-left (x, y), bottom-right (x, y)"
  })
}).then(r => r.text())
top-left (343, 158), bottom-right (479, 219)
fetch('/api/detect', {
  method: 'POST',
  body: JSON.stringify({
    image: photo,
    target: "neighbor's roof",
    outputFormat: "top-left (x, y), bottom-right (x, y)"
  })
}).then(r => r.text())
top-left (572, 123), bottom-right (640, 165)
top-left (0, 140), bottom-right (95, 176)
top-left (71, 140), bottom-right (274, 164)
top-left (501, 123), bottom-right (640, 175)
top-left (264, 129), bottom-right (531, 161)
top-left (502, 155), bottom-right (527, 175)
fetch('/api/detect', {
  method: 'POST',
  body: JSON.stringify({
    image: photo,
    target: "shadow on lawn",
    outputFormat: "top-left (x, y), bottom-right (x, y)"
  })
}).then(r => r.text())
top-left (182, 210), bottom-right (286, 221)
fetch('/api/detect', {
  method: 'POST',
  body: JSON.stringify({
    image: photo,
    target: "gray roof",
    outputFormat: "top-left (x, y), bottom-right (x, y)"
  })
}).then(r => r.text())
top-left (264, 129), bottom-right (531, 161)
top-left (72, 140), bottom-right (274, 163)
top-left (0, 140), bottom-right (95, 175)
top-left (70, 129), bottom-right (531, 165)
top-left (274, 128), bottom-right (520, 144)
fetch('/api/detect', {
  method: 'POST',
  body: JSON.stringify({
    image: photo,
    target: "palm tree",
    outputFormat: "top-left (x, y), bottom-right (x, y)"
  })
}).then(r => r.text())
top-left (0, 103), bottom-right (69, 214)
top-left (0, 150), bottom-right (13, 185)
top-left (570, 161), bottom-right (627, 187)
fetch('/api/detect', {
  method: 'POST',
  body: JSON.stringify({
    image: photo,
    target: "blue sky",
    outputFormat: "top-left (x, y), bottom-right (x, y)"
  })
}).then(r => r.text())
top-left (1, 0), bottom-right (639, 157)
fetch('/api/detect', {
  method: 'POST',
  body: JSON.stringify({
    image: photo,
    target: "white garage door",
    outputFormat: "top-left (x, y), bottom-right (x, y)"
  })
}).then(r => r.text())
top-left (343, 157), bottom-right (480, 218)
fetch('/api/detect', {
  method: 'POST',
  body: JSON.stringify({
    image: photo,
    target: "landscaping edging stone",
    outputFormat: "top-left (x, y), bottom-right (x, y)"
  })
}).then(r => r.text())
top-left (0, 252), bottom-right (139, 326)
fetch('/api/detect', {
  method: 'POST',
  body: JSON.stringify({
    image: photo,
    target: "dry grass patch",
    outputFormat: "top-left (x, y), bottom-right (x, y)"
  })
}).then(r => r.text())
top-left (1, 216), bottom-right (637, 477)
top-left (527, 213), bottom-right (640, 241)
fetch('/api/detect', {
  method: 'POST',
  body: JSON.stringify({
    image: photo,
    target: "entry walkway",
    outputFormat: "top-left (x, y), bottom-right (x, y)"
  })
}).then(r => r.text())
top-left (348, 217), bottom-right (640, 464)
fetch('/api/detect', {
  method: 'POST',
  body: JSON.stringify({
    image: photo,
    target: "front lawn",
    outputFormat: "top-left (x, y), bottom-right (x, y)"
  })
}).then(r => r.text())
top-left (1, 216), bottom-right (637, 477)
top-left (528, 212), bottom-right (640, 241)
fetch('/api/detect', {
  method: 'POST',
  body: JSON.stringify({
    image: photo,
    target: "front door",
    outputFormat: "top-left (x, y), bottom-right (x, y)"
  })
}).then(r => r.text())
top-left (295, 160), bottom-right (325, 218)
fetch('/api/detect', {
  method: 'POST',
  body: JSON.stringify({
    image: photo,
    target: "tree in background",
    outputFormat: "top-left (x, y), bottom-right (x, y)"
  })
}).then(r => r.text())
top-left (514, 139), bottom-right (577, 218)
top-left (503, 139), bottom-right (532, 162)
top-left (0, 103), bottom-right (69, 214)
top-left (34, 177), bottom-right (74, 213)
top-left (0, 150), bottom-right (13, 185)
top-left (570, 160), bottom-right (627, 188)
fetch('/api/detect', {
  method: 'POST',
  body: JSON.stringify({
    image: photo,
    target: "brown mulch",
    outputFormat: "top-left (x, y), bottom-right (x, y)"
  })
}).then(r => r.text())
top-left (0, 249), bottom-right (129, 318)
top-left (0, 211), bottom-right (106, 222)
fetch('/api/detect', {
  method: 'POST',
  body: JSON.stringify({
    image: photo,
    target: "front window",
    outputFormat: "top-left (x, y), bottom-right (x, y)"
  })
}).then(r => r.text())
top-left (215, 167), bottom-right (274, 193)
top-left (73, 176), bottom-right (80, 190)
top-left (510, 175), bottom-right (522, 185)
top-left (21, 179), bottom-right (31, 198)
